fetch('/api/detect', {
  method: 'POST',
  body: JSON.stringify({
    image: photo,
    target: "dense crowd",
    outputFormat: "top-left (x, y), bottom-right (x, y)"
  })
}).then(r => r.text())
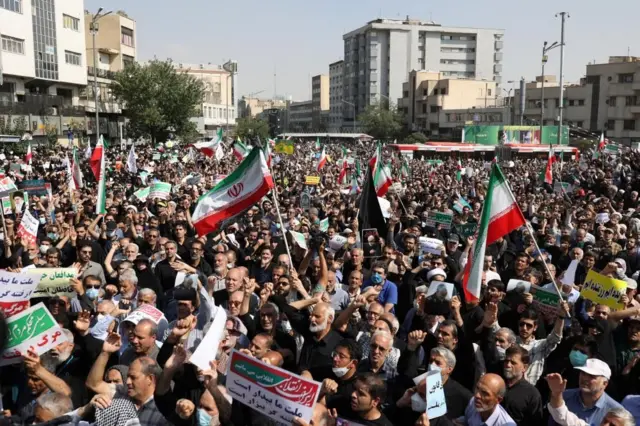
top-left (0, 137), bottom-right (638, 426)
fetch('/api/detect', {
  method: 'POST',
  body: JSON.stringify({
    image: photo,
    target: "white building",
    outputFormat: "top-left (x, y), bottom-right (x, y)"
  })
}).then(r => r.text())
top-left (342, 17), bottom-right (504, 127)
top-left (329, 60), bottom-right (344, 132)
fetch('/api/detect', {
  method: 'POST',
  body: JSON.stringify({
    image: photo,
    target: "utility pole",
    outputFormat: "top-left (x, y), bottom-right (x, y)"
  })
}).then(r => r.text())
top-left (556, 12), bottom-right (569, 148)
top-left (541, 41), bottom-right (560, 143)
top-left (89, 8), bottom-right (112, 145)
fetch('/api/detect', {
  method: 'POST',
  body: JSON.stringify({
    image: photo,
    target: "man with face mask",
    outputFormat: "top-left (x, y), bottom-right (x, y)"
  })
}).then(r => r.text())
top-left (69, 275), bottom-right (102, 313)
top-left (501, 345), bottom-right (543, 426)
top-left (319, 338), bottom-right (362, 413)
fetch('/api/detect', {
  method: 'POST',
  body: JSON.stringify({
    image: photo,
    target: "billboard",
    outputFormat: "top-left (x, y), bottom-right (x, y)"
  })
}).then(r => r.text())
top-left (463, 125), bottom-right (569, 145)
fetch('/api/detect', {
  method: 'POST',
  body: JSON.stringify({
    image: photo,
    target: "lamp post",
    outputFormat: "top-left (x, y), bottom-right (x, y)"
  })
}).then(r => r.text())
top-left (506, 80), bottom-right (516, 125)
top-left (89, 8), bottom-right (112, 145)
top-left (555, 12), bottom-right (569, 148)
top-left (541, 41), bottom-right (560, 144)
top-left (342, 100), bottom-right (356, 133)
top-left (223, 60), bottom-right (238, 136)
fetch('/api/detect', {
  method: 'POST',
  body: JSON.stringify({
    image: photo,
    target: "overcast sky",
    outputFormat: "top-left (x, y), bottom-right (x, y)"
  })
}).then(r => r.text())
top-left (86, 0), bottom-right (640, 101)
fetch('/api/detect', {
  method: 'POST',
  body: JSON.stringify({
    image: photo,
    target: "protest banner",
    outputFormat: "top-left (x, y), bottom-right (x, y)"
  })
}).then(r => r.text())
top-left (0, 270), bottom-right (41, 317)
top-left (149, 182), bottom-right (171, 200)
top-left (425, 211), bottom-right (453, 230)
top-left (319, 217), bottom-right (329, 232)
top-left (0, 303), bottom-right (70, 366)
top-left (0, 177), bottom-right (17, 197)
top-left (289, 230), bottom-right (308, 250)
top-left (305, 176), bottom-right (320, 185)
top-left (426, 369), bottom-right (447, 418)
top-left (530, 284), bottom-right (561, 318)
top-left (455, 223), bottom-right (477, 238)
top-left (275, 140), bottom-right (294, 155)
top-left (29, 268), bottom-right (77, 298)
top-left (581, 270), bottom-right (627, 310)
top-left (419, 237), bottom-right (443, 255)
top-left (506, 279), bottom-right (531, 293)
top-left (426, 282), bottom-right (454, 301)
top-left (226, 349), bottom-right (321, 425)
top-left (133, 187), bottom-right (150, 202)
top-left (190, 307), bottom-right (227, 371)
top-left (453, 196), bottom-right (471, 214)
top-left (125, 304), bottom-right (165, 325)
top-left (18, 179), bottom-right (47, 196)
top-left (16, 210), bottom-right (39, 244)
top-left (595, 213), bottom-right (610, 224)
top-left (1, 197), bottom-right (11, 215)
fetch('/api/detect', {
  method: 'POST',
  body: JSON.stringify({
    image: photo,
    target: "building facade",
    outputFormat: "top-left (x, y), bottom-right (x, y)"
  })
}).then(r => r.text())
top-left (342, 18), bottom-right (504, 127)
top-left (285, 100), bottom-right (312, 132)
top-left (83, 10), bottom-right (136, 140)
top-left (238, 96), bottom-right (287, 118)
top-left (174, 63), bottom-right (238, 137)
top-left (329, 60), bottom-right (343, 132)
top-left (311, 74), bottom-right (329, 130)
top-left (0, 0), bottom-right (88, 142)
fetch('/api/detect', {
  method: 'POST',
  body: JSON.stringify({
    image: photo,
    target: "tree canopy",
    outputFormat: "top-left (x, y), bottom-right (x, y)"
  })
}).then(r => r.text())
top-left (357, 102), bottom-right (405, 141)
top-left (235, 116), bottom-right (270, 142)
top-left (111, 60), bottom-right (205, 143)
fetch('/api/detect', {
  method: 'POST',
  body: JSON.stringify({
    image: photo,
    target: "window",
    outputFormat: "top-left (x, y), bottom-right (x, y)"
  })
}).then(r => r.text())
top-left (627, 96), bottom-right (638, 106)
top-left (576, 121), bottom-right (584, 128)
top-left (63, 14), bottom-right (79, 31)
top-left (0, 0), bottom-right (21, 13)
top-left (430, 105), bottom-right (438, 113)
top-left (619, 73), bottom-right (634, 83)
top-left (441, 88), bottom-right (447, 95)
top-left (421, 104), bottom-right (426, 114)
top-left (1, 35), bottom-right (24, 54)
top-left (609, 97), bottom-right (617, 106)
top-left (423, 89), bottom-right (428, 96)
top-left (578, 99), bottom-right (585, 106)
top-left (65, 50), bottom-right (81, 66)
top-left (624, 119), bottom-right (636, 130)
top-left (555, 98), bottom-right (560, 107)
top-left (569, 100), bottom-right (575, 106)
top-left (121, 27), bottom-right (134, 47)
top-left (487, 89), bottom-right (492, 96)
top-left (606, 119), bottom-right (615, 130)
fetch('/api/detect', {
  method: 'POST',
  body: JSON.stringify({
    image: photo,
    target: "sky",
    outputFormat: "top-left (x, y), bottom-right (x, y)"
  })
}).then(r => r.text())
top-left (86, 0), bottom-right (640, 101)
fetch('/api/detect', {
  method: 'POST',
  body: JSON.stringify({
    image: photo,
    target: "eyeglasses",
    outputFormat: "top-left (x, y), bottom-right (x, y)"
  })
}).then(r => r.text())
top-left (519, 321), bottom-right (535, 329)
top-left (370, 343), bottom-right (389, 352)
top-left (228, 300), bottom-right (242, 307)
top-left (148, 235), bottom-right (158, 239)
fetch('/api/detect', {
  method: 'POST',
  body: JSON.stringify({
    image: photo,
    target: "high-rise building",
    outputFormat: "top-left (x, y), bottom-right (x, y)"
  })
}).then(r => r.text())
top-left (342, 17), bottom-right (504, 127)
top-left (329, 60), bottom-right (343, 132)
top-left (0, 0), bottom-right (88, 142)
top-left (311, 74), bottom-right (329, 130)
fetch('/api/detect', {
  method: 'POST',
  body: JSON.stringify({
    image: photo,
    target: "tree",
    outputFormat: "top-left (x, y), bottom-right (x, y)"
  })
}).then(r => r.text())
top-left (404, 132), bottom-right (428, 144)
top-left (357, 102), bottom-right (405, 140)
top-left (111, 60), bottom-right (205, 143)
top-left (235, 116), bottom-right (270, 141)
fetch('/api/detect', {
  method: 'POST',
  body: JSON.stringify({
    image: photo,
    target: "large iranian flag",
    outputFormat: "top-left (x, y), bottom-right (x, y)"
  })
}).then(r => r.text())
top-left (192, 148), bottom-right (274, 236)
top-left (95, 140), bottom-right (107, 214)
top-left (71, 147), bottom-right (84, 188)
top-left (90, 136), bottom-right (104, 180)
top-left (463, 164), bottom-right (525, 301)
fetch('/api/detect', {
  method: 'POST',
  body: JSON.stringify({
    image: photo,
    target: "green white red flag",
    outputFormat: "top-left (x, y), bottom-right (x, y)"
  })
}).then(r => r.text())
top-left (95, 140), bottom-right (107, 214)
top-left (193, 128), bottom-right (223, 157)
top-left (544, 149), bottom-right (555, 185)
top-left (463, 164), bottom-right (525, 301)
top-left (90, 136), bottom-right (104, 180)
top-left (371, 144), bottom-right (391, 196)
top-left (233, 138), bottom-right (249, 161)
top-left (192, 148), bottom-right (274, 236)
top-left (317, 146), bottom-right (327, 171)
top-left (338, 147), bottom-right (348, 184)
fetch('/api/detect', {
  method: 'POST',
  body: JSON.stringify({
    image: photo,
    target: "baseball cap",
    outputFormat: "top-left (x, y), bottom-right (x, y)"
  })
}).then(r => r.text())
top-left (575, 358), bottom-right (611, 380)
top-left (448, 234), bottom-right (460, 243)
top-left (625, 277), bottom-right (637, 290)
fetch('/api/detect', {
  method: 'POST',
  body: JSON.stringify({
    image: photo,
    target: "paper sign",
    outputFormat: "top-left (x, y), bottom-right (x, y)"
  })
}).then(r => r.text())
top-left (419, 237), bottom-right (443, 255)
top-left (596, 213), bottom-right (610, 224)
top-left (305, 176), bottom-right (320, 185)
top-left (554, 182), bottom-right (573, 194)
top-left (16, 210), bottom-right (39, 245)
top-left (506, 279), bottom-right (531, 293)
top-left (1, 197), bottom-right (11, 215)
top-left (133, 187), bottom-right (150, 202)
top-left (0, 270), bottom-right (41, 317)
top-left (0, 177), bottom-right (17, 197)
top-left (455, 223), bottom-right (477, 238)
top-left (124, 304), bottom-right (165, 325)
top-left (149, 182), bottom-right (171, 200)
top-left (289, 231), bottom-right (308, 250)
top-left (453, 196), bottom-right (471, 214)
top-left (425, 211), bottom-right (453, 230)
top-left (18, 180), bottom-right (47, 196)
top-left (319, 217), bottom-right (329, 232)
top-left (581, 270), bottom-right (627, 310)
top-left (29, 268), bottom-right (77, 298)
top-left (190, 307), bottom-right (227, 371)
top-left (426, 369), bottom-right (447, 419)
top-left (530, 284), bottom-right (561, 318)
top-left (426, 281), bottom-right (454, 301)
top-left (561, 260), bottom-right (579, 286)
top-left (226, 349), bottom-right (321, 425)
top-left (0, 303), bottom-right (70, 366)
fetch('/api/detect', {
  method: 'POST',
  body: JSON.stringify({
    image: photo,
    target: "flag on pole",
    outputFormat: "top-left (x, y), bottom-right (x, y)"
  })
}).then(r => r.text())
top-left (369, 141), bottom-right (380, 169)
top-left (85, 144), bottom-right (92, 160)
top-left (126, 144), bottom-right (137, 174)
top-left (192, 148), bottom-right (274, 236)
top-left (355, 160), bottom-right (362, 178)
top-left (461, 128), bottom-right (466, 143)
top-left (358, 166), bottom-right (387, 239)
top-left (400, 158), bottom-right (410, 179)
top-left (71, 147), bottom-right (83, 189)
top-left (598, 133), bottom-right (607, 151)
top-left (193, 128), bottom-right (223, 157)
top-left (338, 147), bottom-right (348, 184)
top-left (544, 149), bottom-right (555, 185)
top-left (25, 143), bottom-right (32, 165)
top-left (95, 141), bottom-right (107, 214)
top-left (215, 143), bottom-right (225, 161)
top-left (90, 136), bottom-right (104, 180)
top-left (315, 137), bottom-right (321, 150)
top-left (233, 138), bottom-right (249, 161)
top-left (317, 146), bottom-right (327, 171)
top-left (66, 154), bottom-right (76, 191)
top-left (371, 143), bottom-right (392, 196)
top-left (262, 139), bottom-right (272, 168)
top-left (462, 164), bottom-right (526, 301)
top-left (456, 159), bottom-right (463, 182)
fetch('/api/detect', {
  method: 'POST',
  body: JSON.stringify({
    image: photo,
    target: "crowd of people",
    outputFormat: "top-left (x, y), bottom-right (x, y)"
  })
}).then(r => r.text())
top-left (0, 136), bottom-right (638, 426)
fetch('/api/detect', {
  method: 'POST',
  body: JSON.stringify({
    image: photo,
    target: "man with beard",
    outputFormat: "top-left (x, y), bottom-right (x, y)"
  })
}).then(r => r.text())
top-left (500, 345), bottom-right (543, 426)
top-left (207, 252), bottom-right (229, 293)
top-left (299, 302), bottom-right (342, 381)
top-left (250, 246), bottom-right (275, 285)
top-left (76, 243), bottom-right (106, 285)
top-left (182, 239), bottom-right (212, 278)
top-left (255, 302), bottom-right (297, 370)
top-left (335, 373), bottom-right (394, 425)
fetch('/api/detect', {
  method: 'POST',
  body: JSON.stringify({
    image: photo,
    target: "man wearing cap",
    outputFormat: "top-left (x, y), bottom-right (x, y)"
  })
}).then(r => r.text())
top-left (446, 234), bottom-right (463, 265)
top-left (596, 227), bottom-right (622, 255)
top-left (546, 359), bottom-right (623, 426)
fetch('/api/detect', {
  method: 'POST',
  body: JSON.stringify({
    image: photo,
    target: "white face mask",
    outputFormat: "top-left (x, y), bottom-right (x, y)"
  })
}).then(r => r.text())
top-left (496, 346), bottom-right (507, 360)
top-left (332, 366), bottom-right (350, 378)
top-left (40, 245), bottom-right (50, 254)
top-left (410, 393), bottom-right (427, 412)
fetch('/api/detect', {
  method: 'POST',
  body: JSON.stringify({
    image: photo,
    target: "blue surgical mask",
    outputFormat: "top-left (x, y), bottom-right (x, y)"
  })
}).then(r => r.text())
top-left (39, 217), bottom-right (46, 225)
top-left (86, 288), bottom-right (100, 301)
top-left (196, 409), bottom-right (212, 426)
top-left (569, 350), bottom-right (588, 367)
top-left (371, 273), bottom-right (383, 285)
top-left (47, 233), bottom-right (58, 240)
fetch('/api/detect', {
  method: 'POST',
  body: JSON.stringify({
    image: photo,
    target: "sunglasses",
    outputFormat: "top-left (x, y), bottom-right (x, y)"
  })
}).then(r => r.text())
top-left (519, 321), bottom-right (535, 329)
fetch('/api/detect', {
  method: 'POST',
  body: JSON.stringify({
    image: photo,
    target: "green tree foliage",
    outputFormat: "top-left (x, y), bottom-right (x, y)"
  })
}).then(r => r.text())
top-left (357, 102), bottom-right (405, 140)
top-left (404, 132), bottom-right (428, 144)
top-left (111, 60), bottom-right (205, 143)
top-left (235, 116), bottom-right (270, 141)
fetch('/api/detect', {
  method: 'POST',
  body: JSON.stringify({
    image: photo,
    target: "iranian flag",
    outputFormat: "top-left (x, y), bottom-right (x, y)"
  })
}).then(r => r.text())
top-left (317, 146), bottom-right (327, 171)
top-left (369, 142), bottom-right (380, 169)
top-left (544, 149), bottom-right (555, 185)
top-left (349, 174), bottom-right (360, 195)
top-left (315, 137), bottom-right (321, 150)
top-left (463, 164), bottom-right (525, 301)
top-left (233, 138), bottom-right (249, 161)
top-left (71, 147), bottom-right (84, 188)
top-left (25, 143), bottom-right (32, 165)
top-left (192, 148), bottom-right (274, 237)
top-left (337, 147), bottom-right (348, 183)
top-left (95, 139), bottom-right (107, 214)
top-left (373, 158), bottom-right (392, 197)
top-left (456, 159), bottom-right (463, 181)
top-left (400, 158), bottom-right (410, 179)
top-left (262, 139), bottom-right (272, 168)
top-left (193, 128), bottom-right (223, 157)
top-left (90, 136), bottom-right (104, 180)
top-left (598, 133), bottom-right (607, 151)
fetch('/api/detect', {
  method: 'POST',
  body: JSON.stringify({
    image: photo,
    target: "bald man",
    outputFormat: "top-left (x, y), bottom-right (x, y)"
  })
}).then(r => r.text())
top-left (213, 267), bottom-right (258, 314)
top-left (458, 373), bottom-right (516, 425)
top-left (261, 351), bottom-right (284, 367)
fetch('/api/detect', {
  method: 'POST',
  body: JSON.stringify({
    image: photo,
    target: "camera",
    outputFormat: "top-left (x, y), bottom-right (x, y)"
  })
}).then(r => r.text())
top-left (309, 231), bottom-right (328, 250)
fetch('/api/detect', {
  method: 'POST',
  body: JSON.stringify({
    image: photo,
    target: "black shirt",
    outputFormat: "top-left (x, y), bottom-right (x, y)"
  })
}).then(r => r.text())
top-left (443, 378), bottom-right (473, 420)
top-left (334, 408), bottom-right (394, 426)
top-left (502, 377), bottom-right (544, 426)
top-left (299, 329), bottom-right (343, 381)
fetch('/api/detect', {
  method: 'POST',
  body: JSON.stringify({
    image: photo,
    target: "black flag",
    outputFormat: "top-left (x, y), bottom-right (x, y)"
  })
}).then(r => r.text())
top-left (358, 166), bottom-right (387, 241)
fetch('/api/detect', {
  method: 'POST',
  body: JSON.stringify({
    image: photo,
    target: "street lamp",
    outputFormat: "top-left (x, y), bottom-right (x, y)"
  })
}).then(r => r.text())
top-left (89, 8), bottom-right (112, 145)
top-left (223, 60), bottom-right (238, 136)
top-left (342, 100), bottom-right (356, 133)
top-left (541, 41), bottom-right (560, 143)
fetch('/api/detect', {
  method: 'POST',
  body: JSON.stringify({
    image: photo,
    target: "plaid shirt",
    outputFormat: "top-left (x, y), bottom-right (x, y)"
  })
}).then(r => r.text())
top-left (517, 331), bottom-right (561, 385)
top-left (106, 385), bottom-right (171, 426)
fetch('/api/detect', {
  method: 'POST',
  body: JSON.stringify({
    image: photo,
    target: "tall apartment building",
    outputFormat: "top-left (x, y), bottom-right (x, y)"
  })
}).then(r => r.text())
top-left (83, 10), bottom-right (136, 140)
top-left (0, 0), bottom-right (87, 141)
top-left (311, 74), bottom-right (329, 130)
top-left (343, 18), bottom-right (504, 127)
top-left (238, 97), bottom-right (287, 118)
top-left (174, 63), bottom-right (238, 137)
top-left (284, 100), bottom-right (312, 132)
top-left (329, 60), bottom-right (343, 132)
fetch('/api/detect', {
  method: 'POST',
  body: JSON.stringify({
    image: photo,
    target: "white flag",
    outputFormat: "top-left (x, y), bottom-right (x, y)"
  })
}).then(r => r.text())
top-left (66, 154), bottom-right (76, 191)
top-left (215, 143), bottom-right (225, 161)
top-left (84, 144), bottom-right (92, 159)
top-left (127, 145), bottom-right (137, 174)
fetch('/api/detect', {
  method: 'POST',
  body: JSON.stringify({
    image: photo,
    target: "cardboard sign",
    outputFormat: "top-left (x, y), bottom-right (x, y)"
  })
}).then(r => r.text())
top-left (581, 270), bottom-right (627, 310)
top-left (319, 217), bottom-right (329, 233)
top-left (226, 349), bottom-right (321, 425)
top-left (305, 176), bottom-right (320, 186)
top-left (18, 180), bottom-right (47, 196)
top-left (29, 268), bottom-right (77, 298)
top-left (455, 223), bottom-right (477, 238)
top-left (530, 284), bottom-right (561, 318)
top-left (506, 279), bottom-right (531, 293)
top-left (124, 304), bottom-right (165, 325)
top-left (0, 177), bottom-right (17, 197)
top-left (0, 270), bottom-right (41, 318)
top-left (133, 187), bottom-right (150, 202)
top-left (190, 307), bottom-right (227, 371)
top-left (149, 182), bottom-right (171, 200)
top-left (0, 303), bottom-right (70, 366)
top-left (289, 231), bottom-right (308, 250)
top-left (426, 370), bottom-right (447, 418)
top-left (425, 211), bottom-right (453, 230)
top-left (426, 281), bottom-right (454, 301)
top-left (419, 237), bottom-right (443, 255)
top-left (453, 196), bottom-right (471, 214)
top-left (595, 213), bottom-right (610, 224)
top-left (16, 210), bottom-right (39, 244)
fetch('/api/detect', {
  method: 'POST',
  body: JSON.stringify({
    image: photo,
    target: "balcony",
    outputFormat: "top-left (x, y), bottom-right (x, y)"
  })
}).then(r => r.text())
top-left (0, 94), bottom-right (85, 116)
top-left (632, 81), bottom-right (640, 91)
top-left (87, 67), bottom-right (117, 80)
top-left (630, 105), bottom-right (640, 114)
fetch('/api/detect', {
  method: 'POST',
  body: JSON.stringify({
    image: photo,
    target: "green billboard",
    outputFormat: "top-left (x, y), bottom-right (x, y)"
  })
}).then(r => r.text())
top-left (463, 125), bottom-right (569, 145)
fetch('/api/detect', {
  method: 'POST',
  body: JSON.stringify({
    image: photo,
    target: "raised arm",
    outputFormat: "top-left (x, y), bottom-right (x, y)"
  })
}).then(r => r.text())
top-left (86, 332), bottom-right (121, 395)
